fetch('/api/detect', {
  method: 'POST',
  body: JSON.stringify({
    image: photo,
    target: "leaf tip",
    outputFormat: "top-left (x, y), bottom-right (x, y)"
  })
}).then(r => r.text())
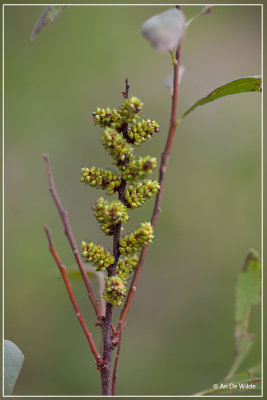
top-left (242, 248), bottom-right (260, 271)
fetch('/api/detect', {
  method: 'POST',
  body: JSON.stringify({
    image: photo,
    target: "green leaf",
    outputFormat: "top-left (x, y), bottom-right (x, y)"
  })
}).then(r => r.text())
top-left (226, 249), bottom-right (261, 377)
top-left (193, 252), bottom-right (261, 397)
top-left (194, 366), bottom-right (261, 395)
top-left (31, 6), bottom-right (67, 41)
top-left (177, 76), bottom-right (262, 123)
top-left (4, 340), bottom-right (25, 395)
top-left (236, 250), bottom-right (261, 330)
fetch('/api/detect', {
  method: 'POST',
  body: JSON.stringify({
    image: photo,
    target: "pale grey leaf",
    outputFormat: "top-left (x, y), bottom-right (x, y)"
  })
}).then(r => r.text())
top-left (141, 8), bottom-right (186, 52)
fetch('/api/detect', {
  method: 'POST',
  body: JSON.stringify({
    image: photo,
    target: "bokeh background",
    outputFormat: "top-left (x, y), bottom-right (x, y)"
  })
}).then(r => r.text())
top-left (4, 4), bottom-right (261, 396)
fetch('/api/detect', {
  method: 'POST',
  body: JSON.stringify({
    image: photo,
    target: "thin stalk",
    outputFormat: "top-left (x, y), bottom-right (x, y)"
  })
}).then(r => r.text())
top-left (120, 43), bottom-right (182, 331)
top-left (185, 5), bottom-right (213, 29)
top-left (43, 154), bottom-right (102, 321)
top-left (43, 225), bottom-right (102, 366)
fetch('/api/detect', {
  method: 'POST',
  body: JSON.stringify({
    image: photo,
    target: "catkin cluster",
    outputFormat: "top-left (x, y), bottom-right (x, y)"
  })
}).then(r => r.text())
top-left (92, 198), bottom-right (128, 235)
top-left (125, 180), bottom-right (160, 208)
top-left (122, 155), bottom-right (157, 181)
top-left (80, 167), bottom-right (121, 195)
top-left (81, 93), bottom-right (160, 306)
top-left (126, 119), bottom-right (159, 146)
top-left (116, 255), bottom-right (139, 281)
top-left (119, 222), bottom-right (154, 255)
top-left (81, 241), bottom-right (115, 271)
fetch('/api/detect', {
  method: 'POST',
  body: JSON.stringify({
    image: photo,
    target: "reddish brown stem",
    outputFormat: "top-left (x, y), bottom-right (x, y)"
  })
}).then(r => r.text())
top-left (43, 224), bottom-right (102, 367)
top-left (112, 43), bottom-right (183, 393)
top-left (111, 321), bottom-right (122, 395)
top-left (100, 78), bottom-right (130, 395)
top-left (151, 43), bottom-right (182, 227)
top-left (120, 43), bottom-right (182, 328)
top-left (43, 154), bottom-right (102, 321)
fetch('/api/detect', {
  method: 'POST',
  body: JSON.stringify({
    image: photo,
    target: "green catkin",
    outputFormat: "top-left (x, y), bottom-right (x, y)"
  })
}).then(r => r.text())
top-left (116, 254), bottom-right (139, 281)
top-left (81, 241), bottom-right (115, 271)
top-left (103, 275), bottom-right (127, 306)
top-left (118, 96), bottom-right (144, 124)
top-left (122, 155), bottom-right (157, 181)
top-left (119, 222), bottom-right (154, 255)
top-left (80, 167), bottom-right (122, 195)
top-left (102, 128), bottom-right (134, 166)
top-left (126, 119), bottom-right (159, 145)
top-left (92, 107), bottom-right (123, 129)
top-left (124, 180), bottom-right (160, 208)
top-left (104, 256), bottom-right (139, 306)
top-left (92, 198), bottom-right (129, 235)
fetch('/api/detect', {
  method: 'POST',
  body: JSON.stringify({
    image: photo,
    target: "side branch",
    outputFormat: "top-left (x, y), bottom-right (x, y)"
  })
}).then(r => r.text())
top-left (151, 43), bottom-right (182, 227)
top-left (42, 154), bottom-right (102, 320)
top-left (43, 225), bottom-right (103, 368)
top-left (118, 43), bottom-right (183, 331)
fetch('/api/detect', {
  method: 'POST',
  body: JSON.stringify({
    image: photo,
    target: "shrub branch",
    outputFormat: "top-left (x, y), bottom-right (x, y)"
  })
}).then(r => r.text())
top-left (100, 78), bottom-right (130, 395)
top-left (43, 154), bottom-right (102, 321)
top-left (43, 224), bottom-right (104, 368)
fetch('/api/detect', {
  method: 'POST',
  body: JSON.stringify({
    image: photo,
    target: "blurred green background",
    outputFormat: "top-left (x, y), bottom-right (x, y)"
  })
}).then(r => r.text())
top-left (4, 4), bottom-right (261, 396)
